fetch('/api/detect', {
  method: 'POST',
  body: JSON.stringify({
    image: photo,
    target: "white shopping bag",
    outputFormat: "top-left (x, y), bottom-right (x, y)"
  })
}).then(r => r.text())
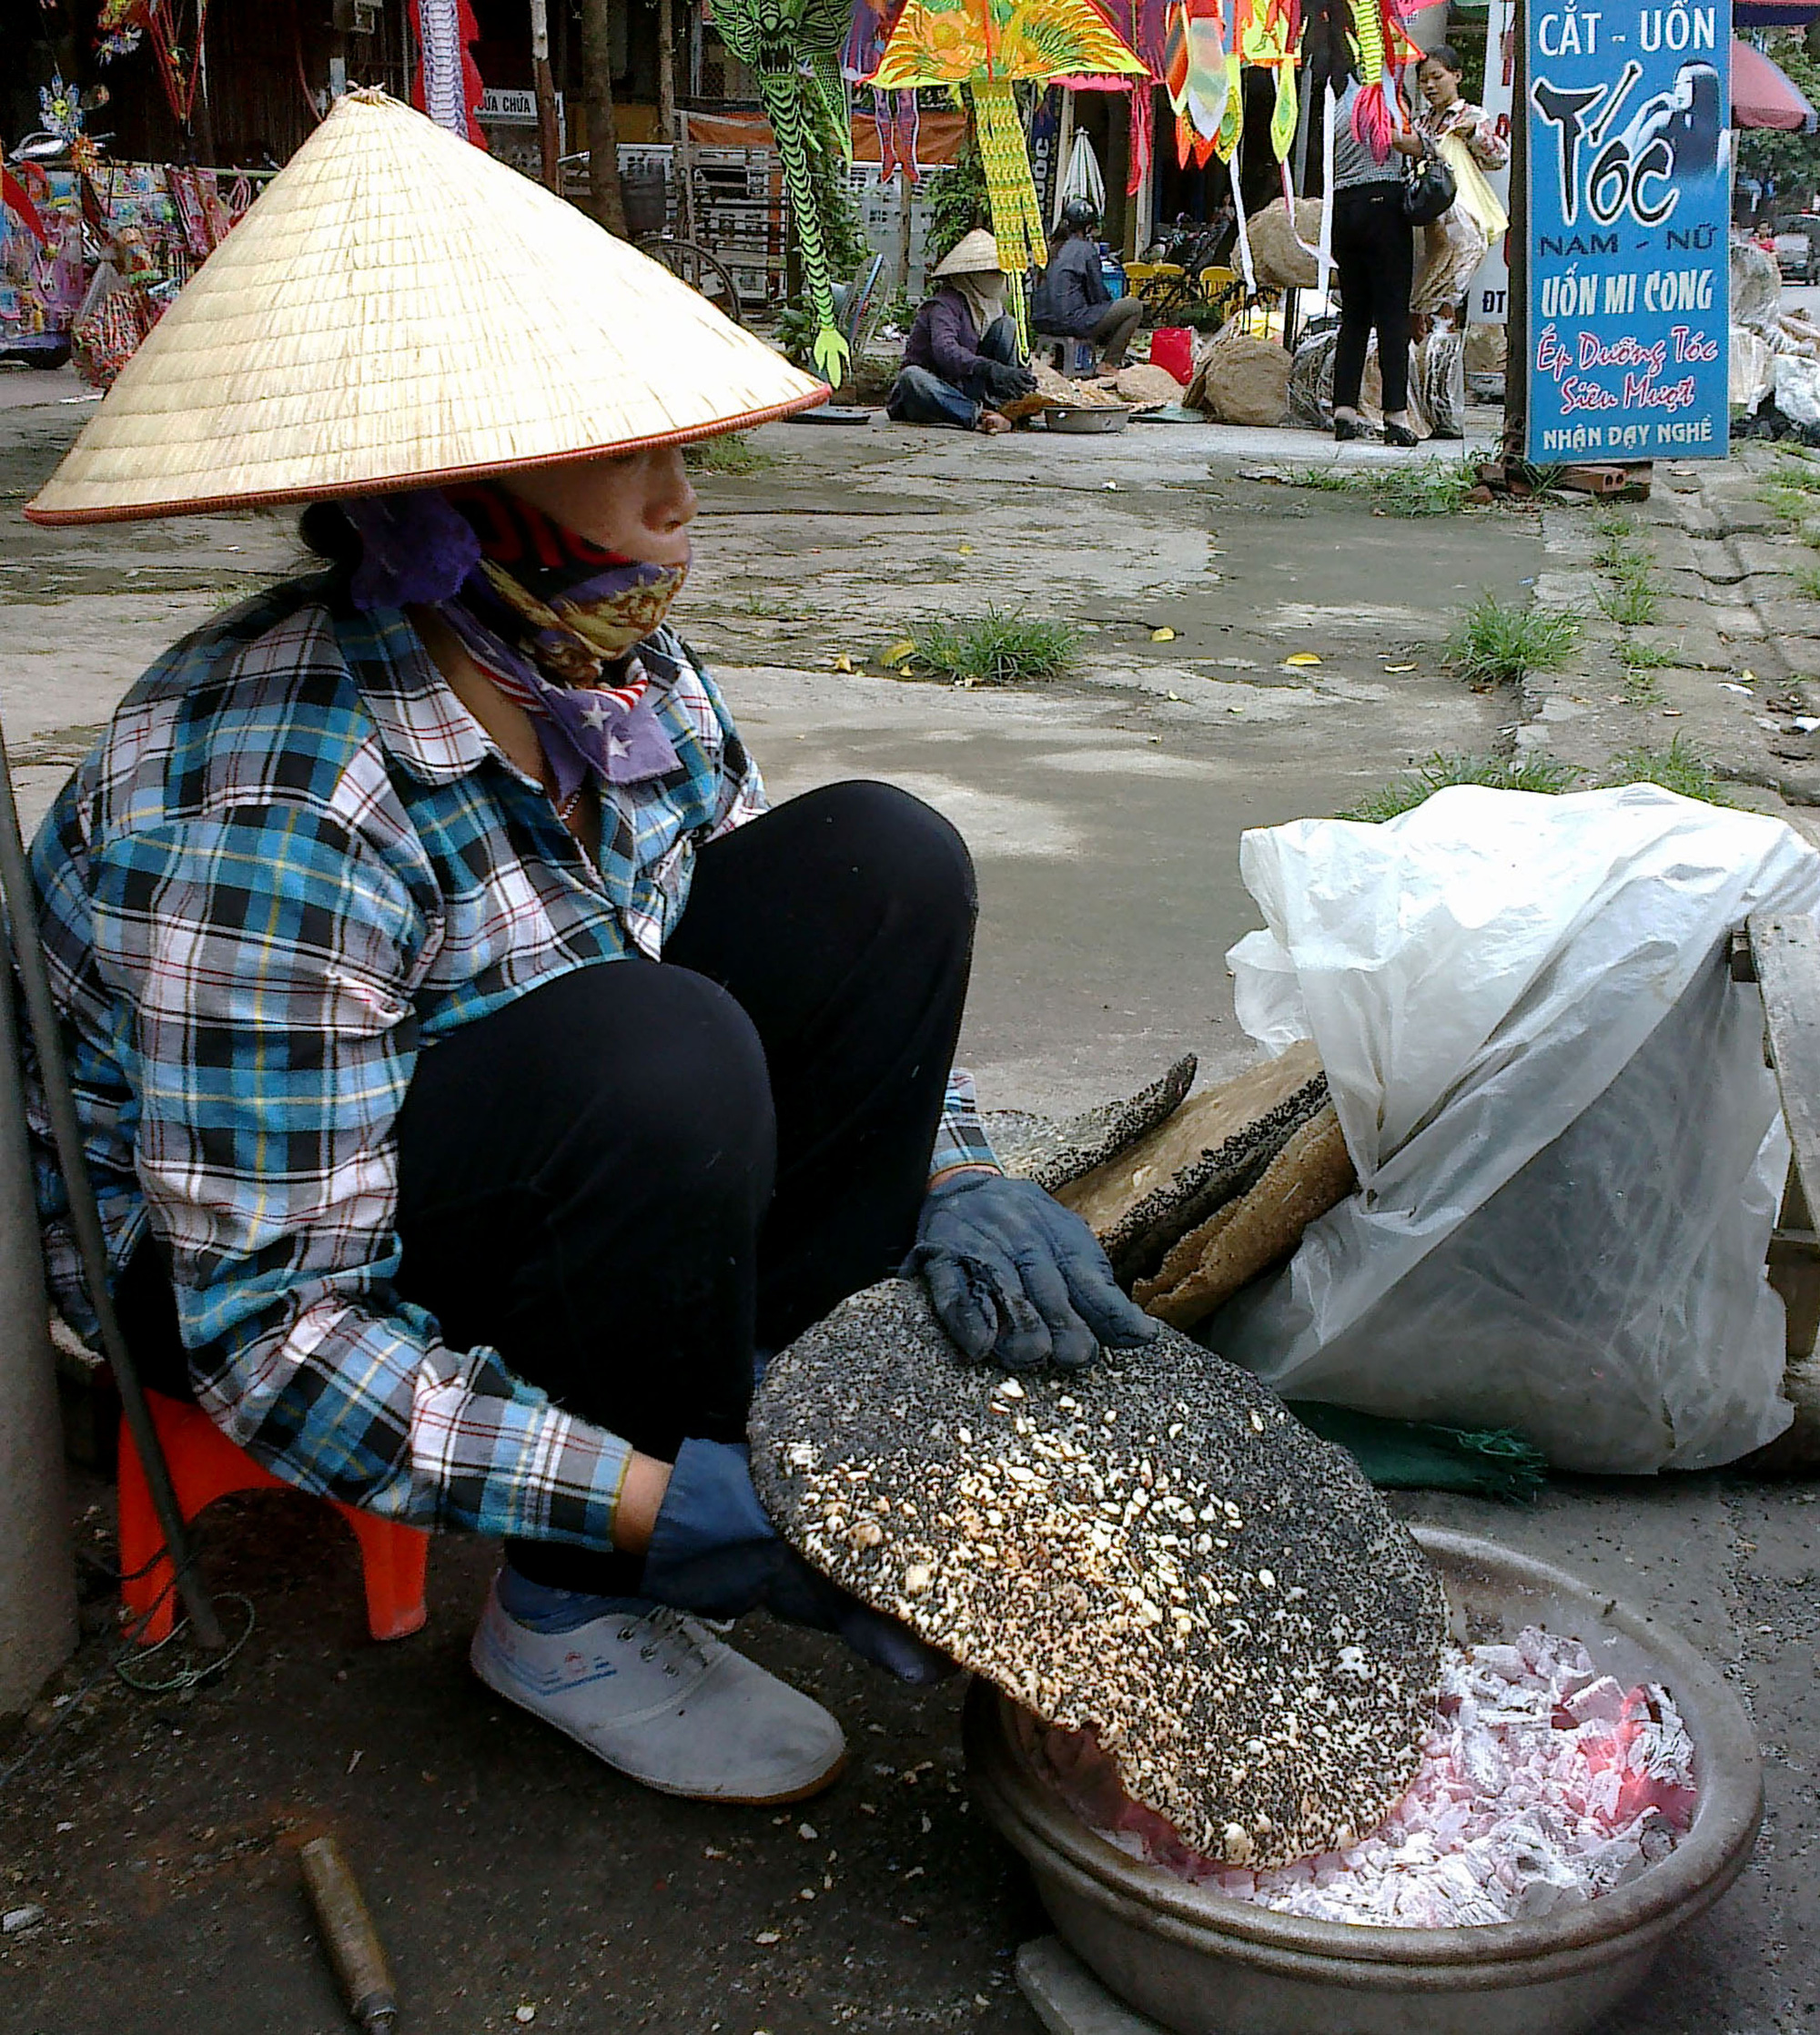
top-left (1214, 784), bottom-right (1820, 1471)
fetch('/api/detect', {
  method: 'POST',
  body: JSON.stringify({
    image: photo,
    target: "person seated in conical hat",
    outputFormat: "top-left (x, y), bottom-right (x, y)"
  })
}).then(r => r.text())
top-left (886, 227), bottom-right (1037, 434)
top-left (24, 94), bottom-right (1152, 1807)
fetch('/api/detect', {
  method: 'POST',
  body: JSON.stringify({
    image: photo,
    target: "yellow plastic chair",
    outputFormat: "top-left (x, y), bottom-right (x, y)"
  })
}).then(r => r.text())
top-left (1127, 262), bottom-right (1188, 319)
top-left (1197, 263), bottom-right (1241, 307)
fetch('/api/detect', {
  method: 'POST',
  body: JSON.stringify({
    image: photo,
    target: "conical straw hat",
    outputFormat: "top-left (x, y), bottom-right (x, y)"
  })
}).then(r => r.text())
top-left (932, 228), bottom-right (1004, 278)
top-left (27, 91), bottom-right (828, 525)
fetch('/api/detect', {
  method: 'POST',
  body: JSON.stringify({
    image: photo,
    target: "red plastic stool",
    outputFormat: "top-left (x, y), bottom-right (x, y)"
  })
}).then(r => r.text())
top-left (117, 1388), bottom-right (430, 1645)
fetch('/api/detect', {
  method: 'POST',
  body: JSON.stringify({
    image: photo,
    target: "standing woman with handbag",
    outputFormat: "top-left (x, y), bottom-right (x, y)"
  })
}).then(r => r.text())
top-left (1410, 44), bottom-right (1511, 334)
top-left (1329, 73), bottom-right (1429, 445)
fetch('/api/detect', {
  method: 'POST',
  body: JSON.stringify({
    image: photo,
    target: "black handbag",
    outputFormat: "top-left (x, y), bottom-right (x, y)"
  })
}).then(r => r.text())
top-left (1403, 143), bottom-right (1457, 227)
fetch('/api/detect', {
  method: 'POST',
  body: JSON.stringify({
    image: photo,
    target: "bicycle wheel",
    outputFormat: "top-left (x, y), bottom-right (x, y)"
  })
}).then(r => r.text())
top-left (636, 236), bottom-right (745, 327)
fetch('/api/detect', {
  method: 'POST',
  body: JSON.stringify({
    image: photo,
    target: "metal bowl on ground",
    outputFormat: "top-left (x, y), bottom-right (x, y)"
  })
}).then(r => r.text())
top-left (965, 1527), bottom-right (1763, 2035)
top-left (1043, 404), bottom-right (1131, 433)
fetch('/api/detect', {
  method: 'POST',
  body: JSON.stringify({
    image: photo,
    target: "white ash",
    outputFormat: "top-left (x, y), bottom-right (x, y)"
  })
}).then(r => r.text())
top-left (1034, 1625), bottom-right (1695, 1928)
top-left (750, 1280), bottom-right (1446, 1867)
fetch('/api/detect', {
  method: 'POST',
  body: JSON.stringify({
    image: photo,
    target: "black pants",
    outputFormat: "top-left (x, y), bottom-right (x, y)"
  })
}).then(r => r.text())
top-left (116, 782), bottom-right (977, 1591)
top-left (1332, 183), bottom-right (1413, 415)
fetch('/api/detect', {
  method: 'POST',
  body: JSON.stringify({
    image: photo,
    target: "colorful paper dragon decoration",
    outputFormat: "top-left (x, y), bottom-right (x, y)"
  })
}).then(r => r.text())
top-left (713, 0), bottom-right (857, 381)
top-left (868, 0), bottom-right (1146, 329)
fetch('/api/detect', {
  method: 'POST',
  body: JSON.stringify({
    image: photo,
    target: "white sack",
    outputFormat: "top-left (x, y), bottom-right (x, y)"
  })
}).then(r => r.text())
top-left (1774, 353), bottom-right (1820, 429)
top-left (1730, 325), bottom-right (1774, 410)
top-left (1213, 785), bottom-right (1820, 1472)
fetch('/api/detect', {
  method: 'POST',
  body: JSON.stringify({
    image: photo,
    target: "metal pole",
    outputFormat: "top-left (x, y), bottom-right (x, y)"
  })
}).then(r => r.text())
top-left (0, 898), bottom-right (76, 1714)
top-left (1503, 0), bottom-right (1528, 468)
top-left (0, 716), bottom-right (225, 1651)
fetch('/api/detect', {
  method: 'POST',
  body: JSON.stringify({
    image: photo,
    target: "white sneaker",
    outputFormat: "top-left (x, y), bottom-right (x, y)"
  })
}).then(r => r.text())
top-left (470, 1580), bottom-right (847, 1804)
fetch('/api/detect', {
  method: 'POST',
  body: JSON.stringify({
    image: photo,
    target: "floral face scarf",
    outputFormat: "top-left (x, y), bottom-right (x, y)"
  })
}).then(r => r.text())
top-left (342, 482), bottom-right (690, 814)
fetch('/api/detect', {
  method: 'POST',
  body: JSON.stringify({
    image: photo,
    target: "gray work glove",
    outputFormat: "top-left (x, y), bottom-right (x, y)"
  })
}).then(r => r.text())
top-left (905, 1170), bottom-right (1159, 1372)
top-left (641, 1439), bottom-right (952, 1685)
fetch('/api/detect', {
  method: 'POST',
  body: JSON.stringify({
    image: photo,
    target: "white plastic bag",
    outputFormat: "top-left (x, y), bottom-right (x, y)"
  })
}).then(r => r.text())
top-left (1214, 785), bottom-right (1820, 1472)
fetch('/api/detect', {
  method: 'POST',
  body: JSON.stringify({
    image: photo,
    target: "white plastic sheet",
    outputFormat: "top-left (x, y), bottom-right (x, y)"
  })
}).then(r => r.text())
top-left (1214, 785), bottom-right (1820, 1471)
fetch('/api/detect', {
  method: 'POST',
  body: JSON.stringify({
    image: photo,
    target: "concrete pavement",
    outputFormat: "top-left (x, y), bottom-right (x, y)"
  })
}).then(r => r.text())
top-left (0, 375), bottom-right (1815, 2035)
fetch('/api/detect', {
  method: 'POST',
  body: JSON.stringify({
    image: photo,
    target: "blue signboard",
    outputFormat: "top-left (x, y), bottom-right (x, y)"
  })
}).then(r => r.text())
top-left (1525, 0), bottom-right (1732, 461)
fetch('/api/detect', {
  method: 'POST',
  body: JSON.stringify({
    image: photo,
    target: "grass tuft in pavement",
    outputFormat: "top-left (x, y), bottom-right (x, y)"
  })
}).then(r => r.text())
top-left (1617, 636), bottom-right (1672, 669)
top-left (1603, 733), bottom-right (1740, 805)
top-left (1342, 735), bottom-right (1737, 821)
top-left (1592, 525), bottom-right (1663, 626)
top-left (1289, 449), bottom-right (1491, 518)
top-left (1599, 572), bottom-right (1661, 627)
top-left (1590, 511), bottom-right (1643, 572)
top-left (1338, 751), bottom-right (1582, 822)
top-left (683, 433), bottom-right (776, 476)
top-left (900, 608), bottom-right (1081, 687)
top-left (1770, 452), bottom-right (1820, 494)
top-left (1446, 592), bottom-right (1582, 689)
top-left (1616, 635), bottom-right (1671, 708)
top-left (1793, 563), bottom-right (1820, 600)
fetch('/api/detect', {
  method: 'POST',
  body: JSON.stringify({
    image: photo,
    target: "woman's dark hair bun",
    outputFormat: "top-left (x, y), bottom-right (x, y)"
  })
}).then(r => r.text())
top-left (298, 501), bottom-right (362, 570)
top-left (1425, 41), bottom-right (1464, 74)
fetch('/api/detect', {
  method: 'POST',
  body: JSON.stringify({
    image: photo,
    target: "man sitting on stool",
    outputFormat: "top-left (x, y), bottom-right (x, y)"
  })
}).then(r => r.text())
top-left (886, 230), bottom-right (1036, 434)
top-left (1031, 199), bottom-right (1144, 370)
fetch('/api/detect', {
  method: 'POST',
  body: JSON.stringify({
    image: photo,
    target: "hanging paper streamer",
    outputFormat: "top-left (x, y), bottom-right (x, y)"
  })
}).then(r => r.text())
top-left (410, 0), bottom-right (487, 144)
top-left (1227, 126), bottom-right (1255, 290)
top-left (975, 80), bottom-right (1046, 269)
top-left (1162, 0), bottom-right (1229, 169)
top-left (1127, 75), bottom-right (1155, 193)
top-left (1239, 0), bottom-right (1299, 160)
top-left (91, 2), bottom-right (212, 128)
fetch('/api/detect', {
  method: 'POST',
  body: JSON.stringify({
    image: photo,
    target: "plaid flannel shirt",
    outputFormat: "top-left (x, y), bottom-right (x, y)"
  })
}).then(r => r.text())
top-left (27, 576), bottom-right (996, 1550)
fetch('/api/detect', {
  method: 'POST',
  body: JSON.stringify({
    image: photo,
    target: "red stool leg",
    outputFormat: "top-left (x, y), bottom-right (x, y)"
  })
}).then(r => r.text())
top-left (120, 1390), bottom-right (430, 1645)
top-left (116, 1410), bottom-right (180, 1645)
top-left (338, 1507), bottom-right (430, 1641)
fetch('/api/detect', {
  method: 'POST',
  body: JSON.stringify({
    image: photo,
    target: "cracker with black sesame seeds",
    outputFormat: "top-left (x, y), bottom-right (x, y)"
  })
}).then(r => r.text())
top-left (749, 1279), bottom-right (1446, 1867)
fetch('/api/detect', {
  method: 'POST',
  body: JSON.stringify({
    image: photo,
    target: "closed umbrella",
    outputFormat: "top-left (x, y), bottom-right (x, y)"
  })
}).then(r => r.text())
top-left (1733, 35), bottom-right (1819, 130)
top-left (1059, 129), bottom-right (1107, 217)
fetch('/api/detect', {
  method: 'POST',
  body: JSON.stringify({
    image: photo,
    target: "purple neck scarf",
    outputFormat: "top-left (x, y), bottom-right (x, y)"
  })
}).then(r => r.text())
top-left (342, 487), bottom-right (685, 813)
